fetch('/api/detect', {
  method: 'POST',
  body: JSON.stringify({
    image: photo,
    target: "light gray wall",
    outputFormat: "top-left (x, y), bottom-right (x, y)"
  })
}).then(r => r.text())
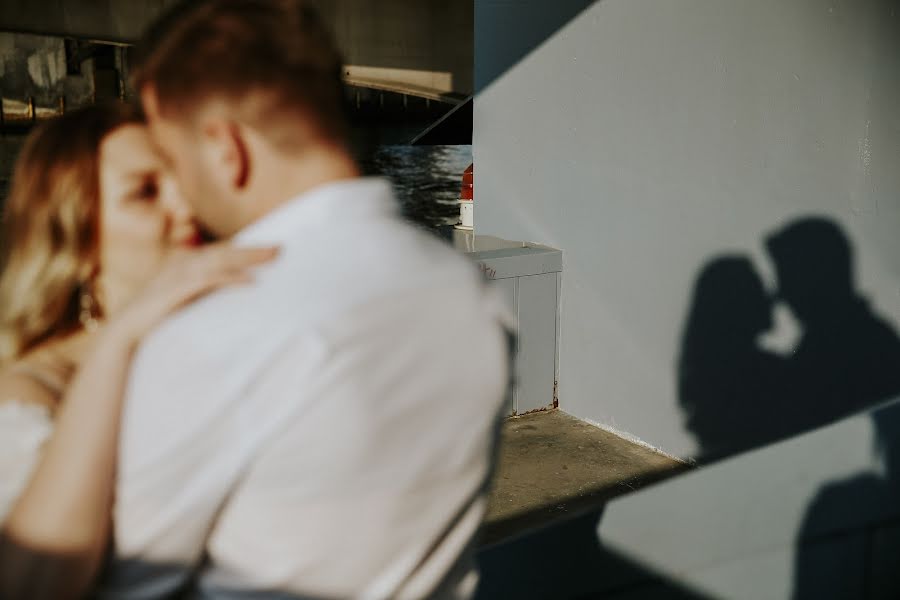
top-left (474, 0), bottom-right (900, 457)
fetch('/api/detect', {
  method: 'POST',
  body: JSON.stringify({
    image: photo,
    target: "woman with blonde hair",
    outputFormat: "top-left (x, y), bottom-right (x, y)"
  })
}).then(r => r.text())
top-left (0, 104), bottom-right (277, 599)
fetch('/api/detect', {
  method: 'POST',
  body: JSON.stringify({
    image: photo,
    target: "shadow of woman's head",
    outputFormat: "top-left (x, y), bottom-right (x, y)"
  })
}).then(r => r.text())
top-left (678, 255), bottom-right (785, 460)
top-left (681, 256), bottom-right (772, 360)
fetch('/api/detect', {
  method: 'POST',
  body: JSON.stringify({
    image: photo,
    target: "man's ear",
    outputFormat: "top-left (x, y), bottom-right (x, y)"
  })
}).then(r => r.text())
top-left (200, 119), bottom-right (250, 190)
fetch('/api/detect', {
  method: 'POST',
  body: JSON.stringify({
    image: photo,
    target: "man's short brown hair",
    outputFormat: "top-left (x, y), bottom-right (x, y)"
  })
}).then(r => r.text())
top-left (133, 0), bottom-right (348, 144)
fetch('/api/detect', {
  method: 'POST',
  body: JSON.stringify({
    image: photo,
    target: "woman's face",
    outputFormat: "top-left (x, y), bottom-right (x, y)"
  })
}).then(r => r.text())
top-left (97, 124), bottom-right (199, 315)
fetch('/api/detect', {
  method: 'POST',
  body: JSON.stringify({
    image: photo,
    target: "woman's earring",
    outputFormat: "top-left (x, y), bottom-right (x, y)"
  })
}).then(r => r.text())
top-left (78, 281), bottom-right (100, 332)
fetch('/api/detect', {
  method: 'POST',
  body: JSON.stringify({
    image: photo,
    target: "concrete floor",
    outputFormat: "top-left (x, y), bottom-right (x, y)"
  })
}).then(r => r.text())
top-left (482, 410), bottom-right (688, 545)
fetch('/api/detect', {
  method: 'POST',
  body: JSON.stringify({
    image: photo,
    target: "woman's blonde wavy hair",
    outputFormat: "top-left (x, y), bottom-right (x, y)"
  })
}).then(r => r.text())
top-left (0, 103), bottom-right (142, 364)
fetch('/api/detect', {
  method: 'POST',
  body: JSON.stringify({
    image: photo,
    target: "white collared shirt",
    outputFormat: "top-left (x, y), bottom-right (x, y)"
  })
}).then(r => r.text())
top-left (103, 178), bottom-right (511, 600)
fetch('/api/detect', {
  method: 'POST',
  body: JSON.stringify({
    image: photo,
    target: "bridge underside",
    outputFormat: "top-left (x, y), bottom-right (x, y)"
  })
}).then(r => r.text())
top-left (0, 0), bottom-right (473, 102)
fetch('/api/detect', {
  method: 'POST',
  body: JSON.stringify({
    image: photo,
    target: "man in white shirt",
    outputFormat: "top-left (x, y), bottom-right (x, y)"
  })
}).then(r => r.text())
top-left (102, 1), bottom-right (511, 598)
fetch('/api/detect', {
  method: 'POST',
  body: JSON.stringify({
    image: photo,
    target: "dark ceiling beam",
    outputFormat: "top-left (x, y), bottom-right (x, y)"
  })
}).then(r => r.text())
top-left (0, 0), bottom-right (178, 43)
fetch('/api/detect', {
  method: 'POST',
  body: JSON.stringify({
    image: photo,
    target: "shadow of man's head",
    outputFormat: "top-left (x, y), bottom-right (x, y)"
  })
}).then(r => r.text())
top-left (764, 215), bottom-right (900, 424)
top-left (765, 217), bottom-right (854, 327)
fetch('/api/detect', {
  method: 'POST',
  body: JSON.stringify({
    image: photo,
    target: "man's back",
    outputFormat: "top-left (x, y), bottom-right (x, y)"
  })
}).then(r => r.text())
top-left (106, 179), bottom-right (510, 599)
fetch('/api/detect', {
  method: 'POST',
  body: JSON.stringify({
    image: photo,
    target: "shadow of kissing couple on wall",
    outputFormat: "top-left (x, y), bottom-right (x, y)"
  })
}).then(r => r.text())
top-left (679, 216), bottom-right (900, 463)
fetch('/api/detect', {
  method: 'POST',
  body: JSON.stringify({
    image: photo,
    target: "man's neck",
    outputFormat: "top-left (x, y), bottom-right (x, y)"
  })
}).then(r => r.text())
top-left (246, 143), bottom-right (361, 226)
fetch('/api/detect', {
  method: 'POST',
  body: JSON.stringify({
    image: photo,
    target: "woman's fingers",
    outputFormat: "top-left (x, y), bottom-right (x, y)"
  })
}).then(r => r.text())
top-left (178, 245), bottom-right (278, 300)
top-left (111, 244), bottom-right (280, 343)
top-left (177, 269), bottom-right (255, 306)
top-left (202, 244), bottom-right (279, 267)
top-left (224, 246), bottom-right (280, 268)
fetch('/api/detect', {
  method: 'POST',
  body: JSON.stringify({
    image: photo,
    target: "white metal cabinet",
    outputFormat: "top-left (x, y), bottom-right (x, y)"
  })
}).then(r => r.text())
top-left (454, 232), bottom-right (562, 415)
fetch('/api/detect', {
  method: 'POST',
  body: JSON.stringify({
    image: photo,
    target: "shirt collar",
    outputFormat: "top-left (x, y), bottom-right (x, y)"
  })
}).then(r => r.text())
top-left (233, 177), bottom-right (398, 245)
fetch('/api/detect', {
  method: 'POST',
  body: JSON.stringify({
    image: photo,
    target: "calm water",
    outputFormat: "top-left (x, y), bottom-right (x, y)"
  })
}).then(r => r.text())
top-left (360, 144), bottom-right (471, 232)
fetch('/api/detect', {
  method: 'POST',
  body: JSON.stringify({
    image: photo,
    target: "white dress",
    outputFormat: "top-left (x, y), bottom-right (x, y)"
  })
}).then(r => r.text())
top-left (0, 401), bottom-right (53, 522)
